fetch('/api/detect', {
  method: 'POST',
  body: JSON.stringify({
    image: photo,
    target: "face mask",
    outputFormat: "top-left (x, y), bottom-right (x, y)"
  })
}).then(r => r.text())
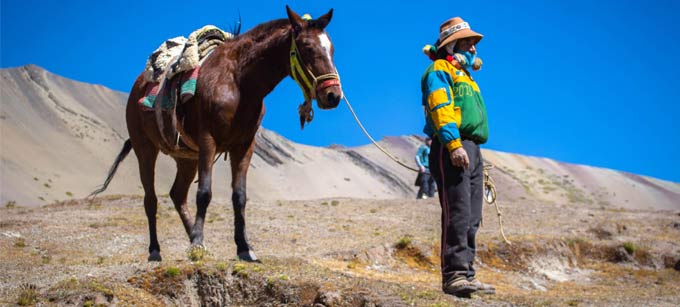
top-left (456, 51), bottom-right (477, 70)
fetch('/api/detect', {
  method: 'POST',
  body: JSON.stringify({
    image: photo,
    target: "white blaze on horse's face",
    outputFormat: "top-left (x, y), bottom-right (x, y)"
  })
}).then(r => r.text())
top-left (318, 33), bottom-right (335, 71)
top-left (311, 31), bottom-right (343, 109)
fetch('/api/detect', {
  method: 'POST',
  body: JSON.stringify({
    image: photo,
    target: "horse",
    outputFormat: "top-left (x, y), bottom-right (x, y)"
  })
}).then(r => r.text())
top-left (92, 6), bottom-right (343, 262)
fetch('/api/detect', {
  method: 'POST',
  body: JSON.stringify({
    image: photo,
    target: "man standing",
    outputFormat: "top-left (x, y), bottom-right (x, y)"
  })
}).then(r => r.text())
top-left (415, 137), bottom-right (436, 199)
top-left (420, 17), bottom-right (495, 297)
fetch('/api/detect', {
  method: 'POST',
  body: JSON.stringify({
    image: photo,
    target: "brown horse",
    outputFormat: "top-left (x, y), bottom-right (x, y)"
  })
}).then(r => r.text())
top-left (93, 6), bottom-right (343, 262)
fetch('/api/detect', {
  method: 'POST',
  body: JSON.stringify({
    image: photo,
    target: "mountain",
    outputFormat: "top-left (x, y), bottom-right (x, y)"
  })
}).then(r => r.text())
top-left (1, 65), bottom-right (678, 211)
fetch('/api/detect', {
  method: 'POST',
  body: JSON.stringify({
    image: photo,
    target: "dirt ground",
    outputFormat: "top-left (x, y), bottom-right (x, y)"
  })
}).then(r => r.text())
top-left (1, 194), bottom-right (679, 307)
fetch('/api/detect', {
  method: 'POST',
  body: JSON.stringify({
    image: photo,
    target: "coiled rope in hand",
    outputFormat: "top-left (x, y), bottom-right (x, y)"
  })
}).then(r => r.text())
top-left (483, 164), bottom-right (511, 244)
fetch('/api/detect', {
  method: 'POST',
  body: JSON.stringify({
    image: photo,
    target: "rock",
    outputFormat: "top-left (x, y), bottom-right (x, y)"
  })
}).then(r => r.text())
top-left (316, 290), bottom-right (342, 307)
top-left (675, 259), bottom-right (680, 271)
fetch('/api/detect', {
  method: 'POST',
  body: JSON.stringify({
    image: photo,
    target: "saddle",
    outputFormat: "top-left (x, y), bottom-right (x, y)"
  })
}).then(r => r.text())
top-left (139, 26), bottom-right (233, 156)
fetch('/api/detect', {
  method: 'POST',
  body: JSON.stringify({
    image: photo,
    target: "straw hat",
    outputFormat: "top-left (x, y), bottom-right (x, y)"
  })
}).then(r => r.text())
top-left (437, 17), bottom-right (483, 49)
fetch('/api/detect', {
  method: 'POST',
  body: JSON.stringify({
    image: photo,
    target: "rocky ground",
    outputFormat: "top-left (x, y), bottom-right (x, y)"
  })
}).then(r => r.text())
top-left (1, 194), bottom-right (679, 307)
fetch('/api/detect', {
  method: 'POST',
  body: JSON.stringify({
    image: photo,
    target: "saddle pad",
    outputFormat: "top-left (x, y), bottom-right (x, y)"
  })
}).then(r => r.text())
top-left (139, 66), bottom-right (200, 110)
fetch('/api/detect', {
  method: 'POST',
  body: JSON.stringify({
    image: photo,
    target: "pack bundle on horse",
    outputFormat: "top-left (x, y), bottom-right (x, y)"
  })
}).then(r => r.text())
top-left (91, 6), bottom-right (343, 262)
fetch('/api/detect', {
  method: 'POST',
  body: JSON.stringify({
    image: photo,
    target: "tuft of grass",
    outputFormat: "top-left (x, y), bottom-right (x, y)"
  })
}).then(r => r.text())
top-left (187, 246), bottom-right (209, 262)
top-left (65, 191), bottom-right (73, 197)
top-left (33, 177), bottom-right (39, 181)
top-left (416, 290), bottom-right (438, 299)
top-left (43, 183), bottom-right (51, 188)
top-left (89, 281), bottom-right (113, 297)
top-left (321, 202), bottom-right (328, 206)
top-left (232, 263), bottom-right (248, 278)
top-left (38, 196), bottom-right (45, 201)
top-left (164, 267), bottom-right (181, 277)
top-left (395, 236), bottom-right (412, 250)
top-left (216, 262), bottom-right (228, 271)
top-left (623, 242), bottom-right (637, 255)
top-left (370, 208), bottom-right (377, 213)
top-left (17, 284), bottom-right (39, 306)
top-left (14, 238), bottom-right (27, 248)
top-left (331, 200), bottom-right (340, 206)
top-left (266, 276), bottom-right (277, 288)
top-left (5, 200), bottom-right (16, 208)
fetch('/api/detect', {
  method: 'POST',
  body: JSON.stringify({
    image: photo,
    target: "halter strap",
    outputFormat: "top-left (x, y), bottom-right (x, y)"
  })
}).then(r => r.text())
top-left (289, 35), bottom-right (340, 101)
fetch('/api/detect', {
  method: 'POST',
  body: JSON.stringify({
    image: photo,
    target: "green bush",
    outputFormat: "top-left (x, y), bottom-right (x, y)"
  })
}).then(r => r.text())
top-left (622, 242), bottom-right (636, 255)
top-left (164, 267), bottom-right (181, 277)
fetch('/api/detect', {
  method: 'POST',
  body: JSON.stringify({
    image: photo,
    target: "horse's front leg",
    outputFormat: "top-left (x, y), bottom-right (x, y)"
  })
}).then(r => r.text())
top-left (190, 134), bottom-right (216, 248)
top-left (229, 141), bottom-right (258, 262)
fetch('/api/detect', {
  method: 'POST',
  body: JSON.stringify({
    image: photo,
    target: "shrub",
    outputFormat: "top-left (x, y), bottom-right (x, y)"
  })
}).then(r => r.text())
top-left (164, 267), bottom-right (181, 277)
top-left (14, 238), bottom-right (27, 248)
top-left (623, 242), bottom-right (637, 255)
top-left (396, 236), bottom-right (412, 249)
top-left (17, 284), bottom-right (38, 306)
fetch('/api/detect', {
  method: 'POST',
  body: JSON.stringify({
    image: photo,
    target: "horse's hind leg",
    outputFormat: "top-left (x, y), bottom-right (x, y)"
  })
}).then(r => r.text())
top-left (170, 158), bottom-right (197, 237)
top-left (133, 141), bottom-right (161, 261)
top-left (229, 141), bottom-right (258, 262)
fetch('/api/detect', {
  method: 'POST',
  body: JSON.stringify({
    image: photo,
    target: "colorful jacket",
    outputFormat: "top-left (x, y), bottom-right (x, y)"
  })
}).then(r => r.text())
top-left (415, 145), bottom-right (430, 171)
top-left (421, 59), bottom-right (488, 152)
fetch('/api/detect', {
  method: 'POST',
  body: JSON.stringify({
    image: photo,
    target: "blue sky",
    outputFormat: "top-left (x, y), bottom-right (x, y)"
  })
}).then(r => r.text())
top-left (2, 0), bottom-right (679, 183)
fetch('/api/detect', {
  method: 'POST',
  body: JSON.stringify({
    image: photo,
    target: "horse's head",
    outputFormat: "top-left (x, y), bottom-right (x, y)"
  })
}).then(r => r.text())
top-left (286, 6), bottom-right (343, 110)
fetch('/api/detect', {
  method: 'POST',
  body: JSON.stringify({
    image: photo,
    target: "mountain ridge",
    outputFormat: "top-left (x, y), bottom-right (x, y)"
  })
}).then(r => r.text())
top-left (1, 65), bottom-right (678, 211)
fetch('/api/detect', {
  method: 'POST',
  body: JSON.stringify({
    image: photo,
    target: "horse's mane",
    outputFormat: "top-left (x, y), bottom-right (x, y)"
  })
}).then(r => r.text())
top-left (229, 19), bottom-right (291, 67)
top-left (233, 19), bottom-right (291, 44)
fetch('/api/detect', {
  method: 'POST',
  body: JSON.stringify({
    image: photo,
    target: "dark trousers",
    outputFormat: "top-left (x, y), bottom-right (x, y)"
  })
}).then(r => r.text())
top-left (429, 138), bottom-right (484, 286)
top-left (417, 172), bottom-right (436, 199)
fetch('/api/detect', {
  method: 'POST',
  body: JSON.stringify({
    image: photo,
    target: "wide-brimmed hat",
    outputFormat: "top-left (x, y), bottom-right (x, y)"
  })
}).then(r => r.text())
top-left (437, 17), bottom-right (483, 50)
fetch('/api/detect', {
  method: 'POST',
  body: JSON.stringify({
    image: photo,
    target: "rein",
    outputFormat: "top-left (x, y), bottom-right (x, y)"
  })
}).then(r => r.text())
top-left (289, 34), bottom-right (340, 126)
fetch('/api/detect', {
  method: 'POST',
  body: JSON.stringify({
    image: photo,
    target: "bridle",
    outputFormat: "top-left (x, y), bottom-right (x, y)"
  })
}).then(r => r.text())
top-left (289, 34), bottom-right (341, 102)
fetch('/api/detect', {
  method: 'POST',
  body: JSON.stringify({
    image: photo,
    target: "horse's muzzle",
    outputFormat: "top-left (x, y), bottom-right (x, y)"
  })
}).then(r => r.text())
top-left (317, 79), bottom-right (342, 109)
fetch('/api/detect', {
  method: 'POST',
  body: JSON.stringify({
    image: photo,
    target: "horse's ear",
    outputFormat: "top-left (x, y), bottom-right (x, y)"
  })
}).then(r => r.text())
top-left (316, 8), bottom-right (333, 29)
top-left (286, 5), bottom-right (304, 33)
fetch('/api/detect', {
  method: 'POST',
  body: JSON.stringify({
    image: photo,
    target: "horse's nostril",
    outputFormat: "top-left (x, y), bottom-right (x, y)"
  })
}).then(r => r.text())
top-left (327, 92), bottom-right (340, 104)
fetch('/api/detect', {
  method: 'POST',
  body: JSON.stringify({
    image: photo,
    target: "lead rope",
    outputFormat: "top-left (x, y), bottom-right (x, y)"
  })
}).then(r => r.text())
top-left (342, 96), bottom-right (420, 172)
top-left (483, 164), bottom-right (512, 244)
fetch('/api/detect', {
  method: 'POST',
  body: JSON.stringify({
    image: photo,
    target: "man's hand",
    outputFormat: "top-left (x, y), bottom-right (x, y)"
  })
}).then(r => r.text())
top-left (450, 147), bottom-right (469, 169)
top-left (419, 166), bottom-right (426, 173)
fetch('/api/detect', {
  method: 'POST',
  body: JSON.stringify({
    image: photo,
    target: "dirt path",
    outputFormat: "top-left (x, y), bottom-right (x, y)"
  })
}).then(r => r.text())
top-left (1, 195), bottom-right (679, 306)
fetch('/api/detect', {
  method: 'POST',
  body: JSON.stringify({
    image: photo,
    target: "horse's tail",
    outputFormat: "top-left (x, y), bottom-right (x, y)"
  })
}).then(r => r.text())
top-left (88, 139), bottom-right (133, 198)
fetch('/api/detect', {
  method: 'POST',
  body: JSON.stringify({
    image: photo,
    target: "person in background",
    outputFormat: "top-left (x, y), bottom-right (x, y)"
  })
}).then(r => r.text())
top-left (420, 16), bottom-right (495, 298)
top-left (415, 137), bottom-right (436, 199)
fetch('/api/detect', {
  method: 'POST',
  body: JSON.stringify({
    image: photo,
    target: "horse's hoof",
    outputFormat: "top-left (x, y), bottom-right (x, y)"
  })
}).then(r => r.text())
top-left (237, 251), bottom-right (260, 262)
top-left (187, 245), bottom-right (209, 261)
top-left (148, 250), bottom-right (162, 262)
